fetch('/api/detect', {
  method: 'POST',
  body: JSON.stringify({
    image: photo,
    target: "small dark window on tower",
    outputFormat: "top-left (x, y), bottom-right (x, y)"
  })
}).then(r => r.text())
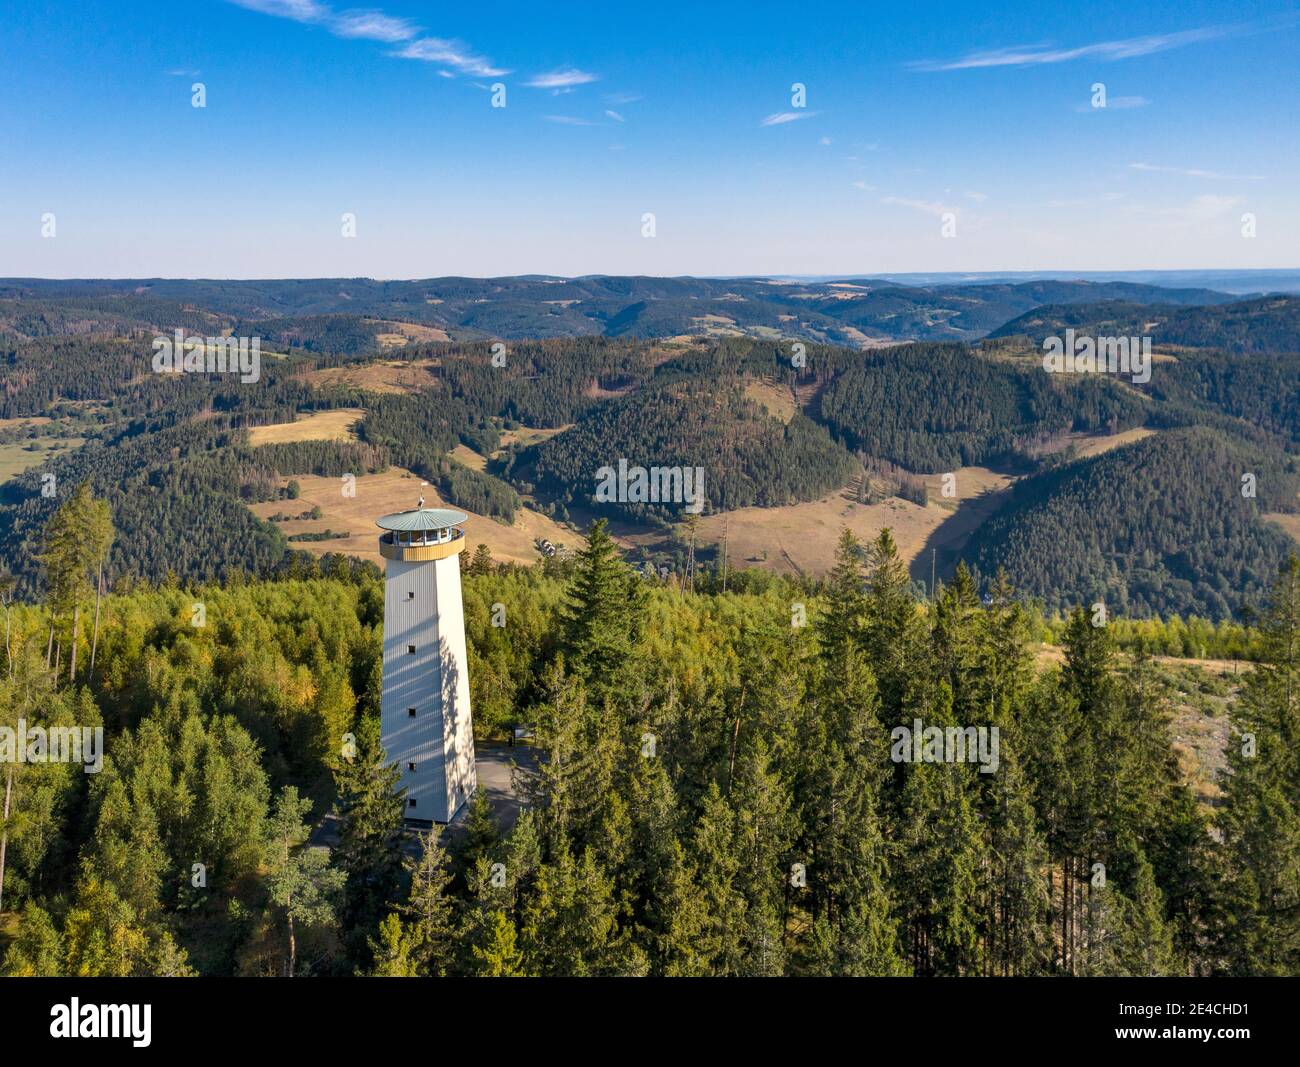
top-left (407, 707), bottom-right (417, 718)
top-left (408, 798), bottom-right (417, 809)
top-left (407, 591), bottom-right (415, 600)
top-left (407, 644), bottom-right (416, 654)
top-left (408, 761), bottom-right (417, 771)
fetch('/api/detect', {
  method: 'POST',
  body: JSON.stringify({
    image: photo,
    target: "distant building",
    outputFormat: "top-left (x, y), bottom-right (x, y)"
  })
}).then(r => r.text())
top-left (377, 506), bottom-right (476, 823)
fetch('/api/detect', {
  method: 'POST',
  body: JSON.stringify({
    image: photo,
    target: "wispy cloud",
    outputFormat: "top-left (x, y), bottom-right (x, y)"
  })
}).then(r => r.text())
top-left (963, 190), bottom-right (988, 202)
top-left (1129, 162), bottom-right (1266, 181)
top-left (605, 91), bottom-right (643, 105)
top-left (229, 0), bottom-right (329, 21)
top-left (394, 37), bottom-right (508, 77)
top-left (605, 110), bottom-right (625, 122)
top-left (544, 115), bottom-right (599, 126)
top-left (526, 68), bottom-right (599, 89)
top-left (331, 10), bottom-right (419, 42)
top-left (1075, 95), bottom-right (1150, 112)
top-left (911, 25), bottom-right (1234, 71)
top-left (228, 1), bottom-right (505, 74)
top-left (851, 181), bottom-right (876, 191)
top-left (760, 111), bottom-right (818, 127)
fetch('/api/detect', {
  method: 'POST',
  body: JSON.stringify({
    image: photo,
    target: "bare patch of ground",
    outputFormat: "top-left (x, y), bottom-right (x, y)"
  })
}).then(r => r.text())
top-left (693, 485), bottom-right (950, 575)
top-left (247, 408), bottom-right (364, 445)
top-left (302, 360), bottom-right (441, 395)
top-left (1265, 512), bottom-right (1300, 544)
top-left (450, 444), bottom-right (487, 471)
top-left (498, 425), bottom-right (570, 450)
top-left (743, 379), bottom-right (798, 424)
top-left (1068, 427), bottom-right (1157, 459)
top-left (249, 467), bottom-right (580, 567)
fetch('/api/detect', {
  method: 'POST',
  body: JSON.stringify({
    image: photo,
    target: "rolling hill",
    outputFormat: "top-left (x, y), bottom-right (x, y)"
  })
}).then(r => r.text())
top-left (988, 295), bottom-right (1300, 355)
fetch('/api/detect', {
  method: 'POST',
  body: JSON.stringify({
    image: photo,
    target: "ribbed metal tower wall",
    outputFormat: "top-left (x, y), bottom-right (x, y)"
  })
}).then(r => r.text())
top-left (378, 513), bottom-right (476, 823)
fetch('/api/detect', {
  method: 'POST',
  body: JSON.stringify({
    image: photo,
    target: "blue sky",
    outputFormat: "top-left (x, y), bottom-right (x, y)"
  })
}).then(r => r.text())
top-left (2, 0), bottom-right (1297, 277)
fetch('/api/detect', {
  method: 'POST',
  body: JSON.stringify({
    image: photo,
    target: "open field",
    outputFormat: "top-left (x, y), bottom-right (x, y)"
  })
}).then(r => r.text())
top-left (694, 485), bottom-right (949, 576)
top-left (301, 360), bottom-right (441, 395)
top-left (247, 408), bottom-right (364, 445)
top-left (450, 444), bottom-right (488, 470)
top-left (498, 425), bottom-right (569, 450)
top-left (1068, 426), bottom-right (1157, 458)
top-left (687, 427), bottom-right (1158, 580)
top-left (248, 466), bottom-right (581, 567)
top-left (743, 379), bottom-right (798, 423)
top-left (1266, 512), bottom-right (1300, 544)
top-left (372, 320), bottom-right (451, 346)
top-left (0, 436), bottom-right (86, 481)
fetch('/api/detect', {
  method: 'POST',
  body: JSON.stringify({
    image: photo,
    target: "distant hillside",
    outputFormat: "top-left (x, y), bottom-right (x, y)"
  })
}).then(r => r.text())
top-left (513, 380), bottom-right (858, 521)
top-left (816, 343), bottom-right (1148, 471)
top-left (988, 295), bottom-right (1300, 354)
top-left (0, 276), bottom-right (1236, 346)
top-left (964, 427), bottom-right (1300, 619)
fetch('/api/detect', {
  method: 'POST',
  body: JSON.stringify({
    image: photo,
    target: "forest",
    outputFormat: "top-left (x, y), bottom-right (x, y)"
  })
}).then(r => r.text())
top-left (2, 488), bottom-right (1297, 977)
top-left (991, 295), bottom-right (1300, 356)
top-left (966, 428), bottom-right (1300, 619)
top-left (0, 314), bottom-right (1294, 616)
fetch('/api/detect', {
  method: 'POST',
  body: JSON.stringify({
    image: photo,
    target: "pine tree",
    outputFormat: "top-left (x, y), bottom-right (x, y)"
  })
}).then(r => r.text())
top-left (559, 519), bottom-right (644, 692)
top-left (471, 910), bottom-right (525, 976)
top-left (1215, 557), bottom-right (1300, 974)
top-left (263, 786), bottom-right (344, 977)
top-left (468, 543), bottom-right (495, 576)
top-left (332, 719), bottom-right (406, 965)
top-left (400, 827), bottom-right (457, 976)
top-left (366, 913), bottom-right (419, 976)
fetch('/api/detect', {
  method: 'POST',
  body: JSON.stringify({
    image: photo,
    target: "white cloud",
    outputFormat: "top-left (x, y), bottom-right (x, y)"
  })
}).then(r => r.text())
top-left (1130, 162), bottom-right (1265, 181)
top-left (911, 25), bottom-right (1233, 71)
top-left (228, 1), bottom-right (506, 73)
top-left (394, 37), bottom-right (508, 77)
top-left (526, 68), bottom-right (599, 89)
top-left (229, 0), bottom-right (329, 21)
top-left (760, 111), bottom-right (818, 127)
top-left (330, 10), bottom-right (419, 42)
top-left (544, 115), bottom-right (599, 126)
top-left (605, 91), bottom-right (643, 105)
top-left (851, 181), bottom-right (876, 191)
top-left (819, 136), bottom-right (832, 146)
top-left (964, 190), bottom-right (988, 202)
top-left (605, 110), bottom-right (625, 122)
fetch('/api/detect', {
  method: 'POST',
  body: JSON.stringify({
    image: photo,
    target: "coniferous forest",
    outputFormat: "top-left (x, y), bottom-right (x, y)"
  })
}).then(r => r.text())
top-left (2, 484), bottom-right (1297, 978)
top-left (9, 1), bottom-right (1300, 1047)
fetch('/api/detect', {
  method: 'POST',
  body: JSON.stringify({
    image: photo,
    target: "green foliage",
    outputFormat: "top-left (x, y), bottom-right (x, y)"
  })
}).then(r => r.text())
top-left (967, 428), bottom-right (1300, 619)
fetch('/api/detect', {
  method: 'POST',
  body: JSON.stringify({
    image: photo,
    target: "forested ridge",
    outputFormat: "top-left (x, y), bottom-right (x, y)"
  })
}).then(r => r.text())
top-left (2, 496), bottom-right (1297, 977)
top-left (0, 276), bottom-right (1239, 345)
top-left (990, 295), bottom-right (1300, 356)
top-left (0, 291), bottom-right (1295, 620)
top-left (515, 380), bottom-right (858, 521)
top-left (816, 344), bottom-right (1148, 471)
top-left (965, 428), bottom-right (1300, 620)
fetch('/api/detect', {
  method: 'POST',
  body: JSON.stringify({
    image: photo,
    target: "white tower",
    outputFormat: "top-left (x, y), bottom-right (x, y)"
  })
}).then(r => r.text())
top-left (378, 506), bottom-right (476, 823)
